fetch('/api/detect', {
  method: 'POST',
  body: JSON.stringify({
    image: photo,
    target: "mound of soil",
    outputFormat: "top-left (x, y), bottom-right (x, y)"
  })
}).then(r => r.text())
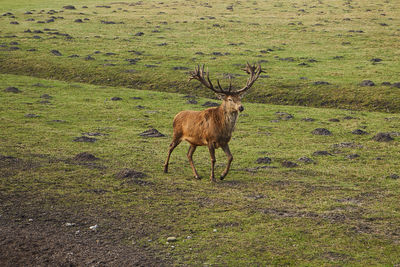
top-left (346, 154), bottom-right (360, 159)
top-left (139, 129), bottom-right (165, 138)
top-left (256, 157), bottom-right (272, 164)
top-left (40, 94), bottom-right (52, 99)
top-left (312, 128), bottom-right (332, 135)
top-left (298, 157), bottom-right (314, 164)
top-left (313, 151), bottom-right (332, 156)
top-left (4, 86), bottom-right (21, 93)
top-left (360, 80), bottom-right (375, 86)
top-left (352, 129), bottom-right (368, 135)
top-left (50, 50), bottom-right (62, 56)
top-left (73, 136), bottom-right (97, 142)
top-left (372, 132), bottom-right (394, 142)
top-left (25, 114), bottom-right (40, 118)
top-left (73, 152), bottom-right (99, 161)
top-left (202, 101), bottom-right (219, 107)
top-left (275, 111), bottom-right (294, 120)
top-left (281, 161), bottom-right (298, 168)
top-left (63, 5), bottom-right (76, 9)
top-left (187, 99), bottom-right (198, 104)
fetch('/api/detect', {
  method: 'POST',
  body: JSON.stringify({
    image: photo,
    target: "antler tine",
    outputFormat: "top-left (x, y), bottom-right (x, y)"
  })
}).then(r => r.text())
top-left (216, 79), bottom-right (224, 92)
top-left (188, 64), bottom-right (224, 94)
top-left (228, 75), bottom-right (233, 92)
top-left (235, 63), bottom-right (262, 94)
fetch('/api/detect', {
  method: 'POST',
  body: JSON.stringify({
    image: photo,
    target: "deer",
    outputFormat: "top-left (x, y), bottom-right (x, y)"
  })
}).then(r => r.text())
top-left (163, 63), bottom-right (262, 182)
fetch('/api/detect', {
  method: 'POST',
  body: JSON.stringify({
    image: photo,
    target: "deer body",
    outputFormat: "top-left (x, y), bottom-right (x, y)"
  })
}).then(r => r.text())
top-left (163, 63), bottom-right (262, 182)
top-left (174, 104), bottom-right (238, 147)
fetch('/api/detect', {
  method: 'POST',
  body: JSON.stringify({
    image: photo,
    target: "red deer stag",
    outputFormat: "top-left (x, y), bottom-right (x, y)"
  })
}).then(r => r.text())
top-left (163, 63), bottom-right (262, 182)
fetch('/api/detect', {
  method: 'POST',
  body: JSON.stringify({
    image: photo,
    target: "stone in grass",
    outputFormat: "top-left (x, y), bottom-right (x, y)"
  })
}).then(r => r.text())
top-left (256, 157), bottom-right (272, 164)
top-left (281, 160), bottom-right (298, 168)
top-left (387, 174), bottom-right (399, 179)
top-left (73, 136), bottom-right (97, 142)
top-left (4, 87), bottom-right (21, 93)
top-left (166, 236), bottom-right (177, 242)
top-left (312, 128), bottom-right (332, 135)
top-left (115, 168), bottom-right (147, 179)
top-left (111, 97), bottom-right (122, 101)
top-left (139, 128), bottom-right (165, 138)
top-left (372, 133), bottom-right (394, 142)
top-left (73, 152), bottom-right (99, 161)
top-left (352, 129), bottom-right (368, 135)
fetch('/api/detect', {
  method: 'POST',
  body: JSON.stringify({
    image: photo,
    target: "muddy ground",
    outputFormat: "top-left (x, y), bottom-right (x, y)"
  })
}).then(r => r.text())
top-left (0, 192), bottom-right (170, 266)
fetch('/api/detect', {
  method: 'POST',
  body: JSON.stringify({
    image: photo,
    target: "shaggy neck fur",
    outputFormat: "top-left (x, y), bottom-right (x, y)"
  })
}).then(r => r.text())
top-left (219, 104), bottom-right (239, 134)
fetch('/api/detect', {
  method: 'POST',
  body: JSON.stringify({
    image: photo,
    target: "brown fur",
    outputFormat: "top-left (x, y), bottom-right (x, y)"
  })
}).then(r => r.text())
top-left (163, 94), bottom-right (243, 182)
top-left (163, 63), bottom-right (262, 182)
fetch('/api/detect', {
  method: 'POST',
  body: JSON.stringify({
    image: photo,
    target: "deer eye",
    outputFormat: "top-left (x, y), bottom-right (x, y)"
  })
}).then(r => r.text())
top-left (228, 98), bottom-right (233, 102)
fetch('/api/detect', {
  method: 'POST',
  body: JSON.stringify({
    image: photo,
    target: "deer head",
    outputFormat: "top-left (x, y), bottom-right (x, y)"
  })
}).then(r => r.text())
top-left (188, 63), bottom-right (262, 113)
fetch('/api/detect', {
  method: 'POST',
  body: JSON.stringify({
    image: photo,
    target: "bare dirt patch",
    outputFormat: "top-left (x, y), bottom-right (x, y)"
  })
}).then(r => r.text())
top-left (0, 194), bottom-right (170, 266)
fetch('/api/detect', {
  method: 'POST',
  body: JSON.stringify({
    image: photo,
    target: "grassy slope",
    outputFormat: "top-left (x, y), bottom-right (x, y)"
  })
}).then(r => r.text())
top-left (1, 0), bottom-right (400, 111)
top-left (1, 73), bottom-right (399, 265)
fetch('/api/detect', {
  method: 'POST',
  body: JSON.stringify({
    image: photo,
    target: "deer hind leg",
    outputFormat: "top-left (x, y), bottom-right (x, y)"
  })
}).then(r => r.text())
top-left (163, 137), bottom-right (181, 173)
top-left (187, 145), bottom-right (200, 179)
top-left (220, 144), bottom-right (233, 180)
top-left (208, 144), bottom-right (216, 182)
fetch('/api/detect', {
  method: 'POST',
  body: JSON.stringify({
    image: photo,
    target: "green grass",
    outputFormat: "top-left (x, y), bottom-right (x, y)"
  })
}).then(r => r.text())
top-left (1, 73), bottom-right (400, 265)
top-left (1, 0), bottom-right (400, 111)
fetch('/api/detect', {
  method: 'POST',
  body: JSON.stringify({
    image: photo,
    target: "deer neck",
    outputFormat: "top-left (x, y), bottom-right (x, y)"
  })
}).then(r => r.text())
top-left (218, 104), bottom-right (238, 134)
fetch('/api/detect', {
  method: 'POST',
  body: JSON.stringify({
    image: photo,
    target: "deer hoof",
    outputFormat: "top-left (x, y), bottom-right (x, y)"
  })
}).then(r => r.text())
top-left (163, 167), bottom-right (168, 173)
top-left (219, 175), bottom-right (225, 180)
top-left (194, 175), bottom-right (201, 180)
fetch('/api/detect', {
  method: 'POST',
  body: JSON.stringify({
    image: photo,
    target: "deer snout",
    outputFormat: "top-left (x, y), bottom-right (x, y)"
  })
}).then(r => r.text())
top-left (239, 105), bottom-right (244, 112)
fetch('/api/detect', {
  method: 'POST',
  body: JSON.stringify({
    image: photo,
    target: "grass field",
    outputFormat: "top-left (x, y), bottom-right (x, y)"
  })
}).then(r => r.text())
top-left (1, 0), bottom-right (400, 266)
top-left (1, 73), bottom-right (400, 265)
top-left (1, 0), bottom-right (400, 111)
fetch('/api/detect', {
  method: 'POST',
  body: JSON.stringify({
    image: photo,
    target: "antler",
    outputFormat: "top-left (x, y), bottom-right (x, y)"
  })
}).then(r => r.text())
top-left (235, 63), bottom-right (262, 94)
top-left (188, 65), bottom-right (224, 94)
top-left (189, 63), bottom-right (262, 95)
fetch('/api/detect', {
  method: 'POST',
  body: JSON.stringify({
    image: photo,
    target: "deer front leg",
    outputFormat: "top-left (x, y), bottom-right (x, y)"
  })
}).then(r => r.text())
top-left (187, 145), bottom-right (200, 179)
top-left (208, 144), bottom-right (216, 182)
top-left (220, 144), bottom-right (233, 180)
top-left (164, 139), bottom-right (181, 173)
